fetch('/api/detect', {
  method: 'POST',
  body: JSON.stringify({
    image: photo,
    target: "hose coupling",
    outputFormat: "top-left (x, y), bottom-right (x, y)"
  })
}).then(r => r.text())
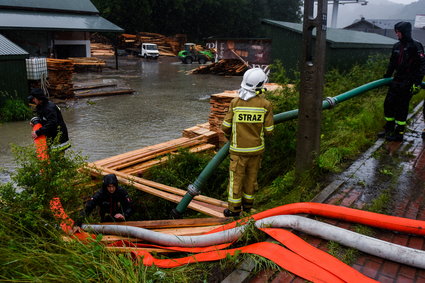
top-left (187, 184), bottom-right (200, 196)
top-left (325, 96), bottom-right (337, 108)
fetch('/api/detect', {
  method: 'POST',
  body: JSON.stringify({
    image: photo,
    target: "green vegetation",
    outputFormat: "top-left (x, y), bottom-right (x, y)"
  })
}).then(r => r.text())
top-left (1, 55), bottom-right (423, 281)
top-left (0, 91), bottom-right (32, 122)
top-left (91, 0), bottom-right (302, 40)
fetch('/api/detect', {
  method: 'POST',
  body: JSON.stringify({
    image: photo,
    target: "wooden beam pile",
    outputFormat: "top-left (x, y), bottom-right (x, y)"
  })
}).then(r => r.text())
top-left (46, 58), bottom-right (74, 98)
top-left (86, 165), bottom-right (227, 218)
top-left (119, 32), bottom-right (185, 57)
top-left (91, 43), bottom-right (115, 56)
top-left (92, 135), bottom-right (216, 176)
top-left (191, 59), bottom-right (248, 76)
top-left (182, 122), bottom-right (219, 145)
top-left (68, 57), bottom-right (106, 72)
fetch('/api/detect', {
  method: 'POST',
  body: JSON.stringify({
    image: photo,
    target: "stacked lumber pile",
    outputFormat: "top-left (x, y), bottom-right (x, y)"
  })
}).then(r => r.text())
top-left (119, 32), bottom-right (185, 57)
top-left (46, 58), bottom-right (74, 98)
top-left (182, 122), bottom-right (219, 145)
top-left (87, 165), bottom-right (227, 217)
top-left (191, 59), bottom-right (248, 76)
top-left (92, 135), bottom-right (216, 176)
top-left (208, 83), bottom-right (282, 143)
top-left (68, 57), bottom-right (106, 72)
top-left (91, 43), bottom-right (115, 56)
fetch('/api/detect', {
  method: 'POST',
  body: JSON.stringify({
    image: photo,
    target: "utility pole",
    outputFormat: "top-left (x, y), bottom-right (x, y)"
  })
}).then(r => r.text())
top-left (295, 0), bottom-right (327, 176)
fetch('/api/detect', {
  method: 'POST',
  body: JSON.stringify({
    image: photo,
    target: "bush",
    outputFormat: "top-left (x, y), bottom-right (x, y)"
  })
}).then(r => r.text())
top-left (0, 91), bottom-right (32, 122)
top-left (0, 142), bottom-right (92, 231)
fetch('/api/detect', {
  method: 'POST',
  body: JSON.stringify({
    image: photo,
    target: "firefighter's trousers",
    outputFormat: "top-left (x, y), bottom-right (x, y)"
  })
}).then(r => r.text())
top-left (227, 154), bottom-right (262, 213)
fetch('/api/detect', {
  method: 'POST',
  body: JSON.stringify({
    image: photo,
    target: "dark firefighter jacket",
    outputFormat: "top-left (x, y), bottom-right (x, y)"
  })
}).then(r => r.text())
top-left (385, 22), bottom-right (425, 85)
top-left (83, 174), bottom-right (133, 222)
top-left (35, 100), bottom-right (69, 144)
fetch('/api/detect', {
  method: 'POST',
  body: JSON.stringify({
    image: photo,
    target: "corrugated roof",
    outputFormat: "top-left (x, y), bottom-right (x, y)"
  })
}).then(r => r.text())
top-left (0, 10), bottom-right (123, 32)
top-left (0, 0), bottom-right (99, 13)
top-left (262, 19), bottom-right (397, 48)
top-left (0, 33), bottom-right (28, 56)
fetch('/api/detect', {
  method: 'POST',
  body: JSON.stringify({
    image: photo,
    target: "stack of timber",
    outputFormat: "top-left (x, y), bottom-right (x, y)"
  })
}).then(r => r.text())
top-left (190, 59), bottom-right (248, 76)
top-left (46, 58), bottom-right (74, 98)
top-left (73, 82), bottom-right (134, 98)
top-left (208, 83), bottom-right (282, 143)
top-left (91, 42), bottom-right (115, 56)
top-left (68, 57), bottom-right (106, 72)
top-left (88, 124), bottom-right (226, 217)
top-left (119, 32), bottom-right (185, 57)
top-left (86, 164), bottom-right (227, 217)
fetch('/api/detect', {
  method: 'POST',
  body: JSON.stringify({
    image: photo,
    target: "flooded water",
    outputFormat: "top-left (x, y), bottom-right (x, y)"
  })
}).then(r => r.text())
top-left (0, 56), bottom-right (241, 183)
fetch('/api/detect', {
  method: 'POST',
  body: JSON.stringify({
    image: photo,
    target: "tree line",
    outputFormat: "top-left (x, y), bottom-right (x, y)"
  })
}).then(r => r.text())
top-left (91, 0), bottom-right (302, 41)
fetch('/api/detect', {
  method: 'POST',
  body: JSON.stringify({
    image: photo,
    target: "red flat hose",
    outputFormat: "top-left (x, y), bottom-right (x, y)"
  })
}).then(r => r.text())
top-left (51, 201), bottom-right (425, 282)
top-left (32, 123), bottom-right (48, 160)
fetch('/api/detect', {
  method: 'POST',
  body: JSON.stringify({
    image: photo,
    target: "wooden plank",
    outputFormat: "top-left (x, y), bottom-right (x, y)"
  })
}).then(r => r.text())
top-left (87, 164), bottom-right (228, 208)
top-left (152, 225), bottom-right (222, 236)
top-left (121, 143), bottom-right (216, 175)
top-left (86, 166), bottom-right (225, 217)
top-left (75, 89), bottom-right (134, 98)
top-left (104, 137), bottom-right (206, 170)
top-left (100, 217), bottom-right (230, 229)
top-left (94, 137), bottom-right (191, 166)
top-left (73, 83), bottom-right (117, 91)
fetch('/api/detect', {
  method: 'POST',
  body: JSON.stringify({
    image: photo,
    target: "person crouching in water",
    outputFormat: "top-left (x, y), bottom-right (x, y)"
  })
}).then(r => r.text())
top-left (81, 174), bottom-right (133, 223)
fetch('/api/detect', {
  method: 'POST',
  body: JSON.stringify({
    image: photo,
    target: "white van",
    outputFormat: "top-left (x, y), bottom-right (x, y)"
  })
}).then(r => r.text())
top-left (140, 43), bottom-right (159, 59)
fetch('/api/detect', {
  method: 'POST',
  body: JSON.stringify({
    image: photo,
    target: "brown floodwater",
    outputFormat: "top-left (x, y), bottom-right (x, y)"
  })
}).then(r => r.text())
top-left (0, 56), bottom-right (241, 183)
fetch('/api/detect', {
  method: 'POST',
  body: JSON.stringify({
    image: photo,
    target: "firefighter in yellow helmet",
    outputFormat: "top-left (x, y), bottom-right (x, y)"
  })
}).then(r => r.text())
top-left (221, 68), bottom-right (274, 217)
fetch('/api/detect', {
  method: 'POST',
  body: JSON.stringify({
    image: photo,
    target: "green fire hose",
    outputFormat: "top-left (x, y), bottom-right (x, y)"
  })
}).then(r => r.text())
top-left (171, 78), bottom-right (393, 218)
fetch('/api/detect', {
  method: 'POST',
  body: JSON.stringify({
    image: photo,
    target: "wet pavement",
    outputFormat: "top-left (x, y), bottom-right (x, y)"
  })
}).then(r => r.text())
top-left (238, 103), bottom-right (425, 282)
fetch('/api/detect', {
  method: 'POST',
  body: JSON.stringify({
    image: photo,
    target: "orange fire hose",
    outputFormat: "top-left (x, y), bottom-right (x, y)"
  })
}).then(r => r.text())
top-left (32, 122), bottom-right (48, 160)
top-left (50, 201), bottom-right (424, 282)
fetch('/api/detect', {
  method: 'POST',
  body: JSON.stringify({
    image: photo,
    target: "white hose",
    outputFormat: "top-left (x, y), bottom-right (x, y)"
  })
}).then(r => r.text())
top-left (256, 215), bottom-right (425, 269)
top-left (83, 215), bottom-right (425, 268)
top-left (82, 223), bottom-right (247, 247)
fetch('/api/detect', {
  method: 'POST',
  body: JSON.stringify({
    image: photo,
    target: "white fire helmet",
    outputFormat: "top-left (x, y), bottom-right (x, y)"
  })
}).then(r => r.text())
top-left (240, 68), bottom-right (268, 92)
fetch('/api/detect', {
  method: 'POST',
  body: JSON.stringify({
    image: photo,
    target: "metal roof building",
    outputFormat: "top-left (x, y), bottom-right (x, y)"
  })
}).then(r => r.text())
top-left (0, 34), bottom-right (29, 103)
top-left (343, 18), bottom-right (425, 45)
top-left (261, 19), bottom-right (397, 77)
top-left (0, 0), bottom-right (123, 57)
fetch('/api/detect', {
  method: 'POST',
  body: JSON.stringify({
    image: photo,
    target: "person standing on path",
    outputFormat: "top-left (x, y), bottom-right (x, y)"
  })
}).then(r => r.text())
top-left (381, 21), bottom-right (425, 142)
top-left (221, 68), bottom-right (274, 217)
top-left (28, 88), bottom-right (70, 151)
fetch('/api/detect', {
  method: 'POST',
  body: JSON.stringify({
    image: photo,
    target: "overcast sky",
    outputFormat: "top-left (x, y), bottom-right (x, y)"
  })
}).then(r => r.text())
top-left (388, 0), bottom-right (416, 4)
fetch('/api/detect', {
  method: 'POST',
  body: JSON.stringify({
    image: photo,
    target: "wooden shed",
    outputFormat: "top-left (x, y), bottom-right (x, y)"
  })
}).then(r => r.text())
top-left (0, 34), bottom-right (29, 103)
top-left (261, 19), bottom-right (397, 77)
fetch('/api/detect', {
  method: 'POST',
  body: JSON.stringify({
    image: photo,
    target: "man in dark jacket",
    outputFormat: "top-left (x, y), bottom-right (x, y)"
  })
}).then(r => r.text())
top-left (381, 21), bottom-right (425, 142)
top-left (82, 174), bottom-right (133, 222)
top-left (28, 88), bottom-right (70, 150)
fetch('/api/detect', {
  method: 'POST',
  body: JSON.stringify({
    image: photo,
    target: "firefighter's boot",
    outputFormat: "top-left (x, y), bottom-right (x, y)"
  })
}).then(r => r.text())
top-left (377, 121), bottom-right (395, 138)
top-left (386, 124), bottom-right (404, 142)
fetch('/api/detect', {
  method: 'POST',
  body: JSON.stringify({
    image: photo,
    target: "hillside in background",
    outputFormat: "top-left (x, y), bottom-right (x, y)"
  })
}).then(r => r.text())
top-left (334, 0), bottom-right (425, 28)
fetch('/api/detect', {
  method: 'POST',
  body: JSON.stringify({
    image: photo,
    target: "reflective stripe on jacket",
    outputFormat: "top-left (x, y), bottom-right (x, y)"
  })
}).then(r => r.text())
top-left (222, 95), bottom-right (274, 155)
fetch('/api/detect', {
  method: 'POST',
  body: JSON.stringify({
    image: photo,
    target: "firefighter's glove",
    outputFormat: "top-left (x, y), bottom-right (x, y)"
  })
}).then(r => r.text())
top-left (411, 84), bottom-right (422, 94)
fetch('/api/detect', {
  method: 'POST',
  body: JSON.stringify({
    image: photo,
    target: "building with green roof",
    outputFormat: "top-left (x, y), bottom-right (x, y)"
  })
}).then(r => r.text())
top-left (261, 19), bottom-right (397, 76)
top-left (0, 34), bottom-right (29, 102)
top-left (0, 0), bottom-right (123, 58)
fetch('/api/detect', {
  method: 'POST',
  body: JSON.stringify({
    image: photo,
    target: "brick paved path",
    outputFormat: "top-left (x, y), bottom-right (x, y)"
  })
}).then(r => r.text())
top-left (248, 107), bottom-right (425, 282)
